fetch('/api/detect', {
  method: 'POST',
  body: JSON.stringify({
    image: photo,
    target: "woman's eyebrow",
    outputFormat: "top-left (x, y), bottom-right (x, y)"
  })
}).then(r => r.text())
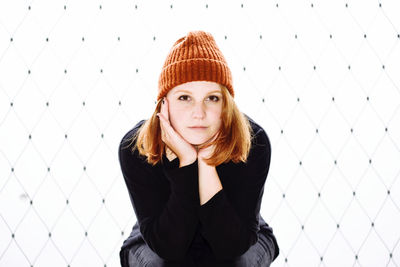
top-left (173, 90), bottom-right (222, 95)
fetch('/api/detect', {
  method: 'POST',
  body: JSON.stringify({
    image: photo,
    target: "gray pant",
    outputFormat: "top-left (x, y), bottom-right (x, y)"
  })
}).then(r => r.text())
top-left (127, 234), bottom-right (276, 267)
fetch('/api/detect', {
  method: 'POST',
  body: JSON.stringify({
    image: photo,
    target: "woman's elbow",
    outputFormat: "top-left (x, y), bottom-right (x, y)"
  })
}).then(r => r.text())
top-left (213, 232), bottom-right (258, 260)
top-left (141, 225), bottom-right (191, 261)
top-left (152, 247), bottom-right (187, 261)
top-left (146, 240), bottom-right (189, 261)
top-left (214, 246), bottom-right (248, 261)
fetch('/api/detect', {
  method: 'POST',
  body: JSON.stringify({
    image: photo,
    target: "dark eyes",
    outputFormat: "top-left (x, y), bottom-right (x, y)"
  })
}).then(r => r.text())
top-left (208, 95), bottom-right (220, 102)
top-left (178, 95), bottom-right (220, 102)
top-left (178, 95), bottom-right (190, 101)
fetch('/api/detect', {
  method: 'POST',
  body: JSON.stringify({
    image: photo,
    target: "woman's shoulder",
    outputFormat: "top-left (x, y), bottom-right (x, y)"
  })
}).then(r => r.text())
top-left (118, 120), bottom-right (148, 165)
top-left (244, 115), bottom-right (271, 150)
top-left (119, 120), bottom-right (146, 150)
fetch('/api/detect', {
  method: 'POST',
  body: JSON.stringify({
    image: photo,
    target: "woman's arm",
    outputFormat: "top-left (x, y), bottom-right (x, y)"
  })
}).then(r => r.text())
top-left (198, 160), bottom-right (223, 205)
top-left (197, 125), bottom-right (271, 260)
top-left (119, 126), bottom-right (199, 261)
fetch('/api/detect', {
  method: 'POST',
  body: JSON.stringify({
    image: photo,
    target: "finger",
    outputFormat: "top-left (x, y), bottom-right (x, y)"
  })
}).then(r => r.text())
top-left (199, 133), bottom-right (219, 150)
top-left (158, 99), bottom-right (175, 138)
top-left (157, 112), bottom-right (169, 129)
top-left (157, 113), bottom-right (167, 138)
top-left (157, 112), bottom-right (176, 141)
top-left (159, 98), bottom-right (165, 117)
top-left (160, 97), bottom-right (170, 122)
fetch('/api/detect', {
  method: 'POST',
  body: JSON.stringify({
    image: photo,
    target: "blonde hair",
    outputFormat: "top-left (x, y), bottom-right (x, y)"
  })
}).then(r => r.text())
top-left (129, 85), bottom-right (253, 166)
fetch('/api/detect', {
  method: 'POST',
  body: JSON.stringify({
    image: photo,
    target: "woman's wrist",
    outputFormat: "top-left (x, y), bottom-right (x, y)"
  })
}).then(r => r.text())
top-left (179, 155), bottom-right (197, 167)
top-left (165, 147), bottom-right (177, 162)
top-left (198, 158), bottom-right (222, 205)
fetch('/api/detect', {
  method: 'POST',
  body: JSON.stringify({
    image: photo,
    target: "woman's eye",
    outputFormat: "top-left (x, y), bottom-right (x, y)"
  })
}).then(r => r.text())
top-left (177, 95), bottom-right (220, 102)
top-left (207, 95), bottom-right (220, 102)
top-left (178, 95), bottom-right (190, 101)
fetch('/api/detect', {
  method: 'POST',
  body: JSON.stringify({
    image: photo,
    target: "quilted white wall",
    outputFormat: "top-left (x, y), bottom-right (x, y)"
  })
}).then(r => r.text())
top-left (1, 0), bottom-right (399, 266)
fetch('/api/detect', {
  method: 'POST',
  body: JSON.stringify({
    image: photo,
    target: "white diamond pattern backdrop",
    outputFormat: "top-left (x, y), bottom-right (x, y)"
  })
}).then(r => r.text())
top-left (0, 0), bottom-right (399, 266)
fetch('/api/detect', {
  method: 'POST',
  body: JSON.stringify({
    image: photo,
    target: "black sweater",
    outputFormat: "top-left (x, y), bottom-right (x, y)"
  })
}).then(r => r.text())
top-left (118, 117), bottom-right (279, 266)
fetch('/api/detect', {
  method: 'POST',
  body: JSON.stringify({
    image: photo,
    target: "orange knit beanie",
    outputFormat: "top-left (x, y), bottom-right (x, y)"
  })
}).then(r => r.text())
top-left (157, 31), bottom-right (234, 100)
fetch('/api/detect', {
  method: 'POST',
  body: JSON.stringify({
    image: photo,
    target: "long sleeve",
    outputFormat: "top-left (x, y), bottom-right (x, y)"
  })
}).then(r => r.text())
top-left (118, 122), bottom-right (200, 261)
top-left (197, 122), bottom-right (272, 260)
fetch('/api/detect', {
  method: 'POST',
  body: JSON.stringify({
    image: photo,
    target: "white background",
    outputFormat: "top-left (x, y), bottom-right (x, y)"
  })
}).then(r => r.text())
top-left (1, 0), bottom-right (400, 266)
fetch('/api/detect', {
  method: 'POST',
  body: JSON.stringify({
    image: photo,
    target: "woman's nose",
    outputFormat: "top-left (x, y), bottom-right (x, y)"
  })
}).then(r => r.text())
top-left (192, 102), bottom-right (206, 119)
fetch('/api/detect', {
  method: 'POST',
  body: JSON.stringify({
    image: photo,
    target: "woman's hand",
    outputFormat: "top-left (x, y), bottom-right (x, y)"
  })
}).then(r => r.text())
top-left (197, 134), bottom-right (218, 164)
top-left (157, 98), bottom-right (197, 167)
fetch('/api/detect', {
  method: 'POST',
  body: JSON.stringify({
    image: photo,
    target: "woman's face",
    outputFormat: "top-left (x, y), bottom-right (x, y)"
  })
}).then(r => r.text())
top-left (166, 81), bottom-right (223, 146)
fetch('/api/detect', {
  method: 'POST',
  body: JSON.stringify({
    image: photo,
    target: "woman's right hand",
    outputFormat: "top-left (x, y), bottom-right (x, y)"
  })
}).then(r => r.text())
top-left (157, 97), bottom-right (197, 167)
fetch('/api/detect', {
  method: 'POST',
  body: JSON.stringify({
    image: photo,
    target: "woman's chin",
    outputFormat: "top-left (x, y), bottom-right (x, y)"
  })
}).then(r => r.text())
top-left (180, 131), bottom-right (218, 146)
top-left (188, 141), bottom-right (206, 146)
top-left (186, 137), bottom-right (210, 146)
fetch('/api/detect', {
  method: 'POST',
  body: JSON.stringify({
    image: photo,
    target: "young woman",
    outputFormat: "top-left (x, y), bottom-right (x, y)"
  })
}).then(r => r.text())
top-left (119, 31), bottom-right (279, 266)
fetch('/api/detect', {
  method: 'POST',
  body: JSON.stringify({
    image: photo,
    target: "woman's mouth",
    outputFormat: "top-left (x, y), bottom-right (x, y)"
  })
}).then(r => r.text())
top-left (189, 126), bottom-right (208, 130)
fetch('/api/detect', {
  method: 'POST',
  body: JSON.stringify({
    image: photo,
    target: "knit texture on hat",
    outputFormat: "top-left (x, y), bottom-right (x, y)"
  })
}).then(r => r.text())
top-left (157, 31), bottom-right (234, 100)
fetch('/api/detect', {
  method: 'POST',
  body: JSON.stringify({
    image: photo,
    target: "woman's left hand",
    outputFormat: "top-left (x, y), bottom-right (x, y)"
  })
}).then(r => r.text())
top-left (197, 144), bottom-right (215, 162)
top-left (197, 134), bottom-right (218, 163)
